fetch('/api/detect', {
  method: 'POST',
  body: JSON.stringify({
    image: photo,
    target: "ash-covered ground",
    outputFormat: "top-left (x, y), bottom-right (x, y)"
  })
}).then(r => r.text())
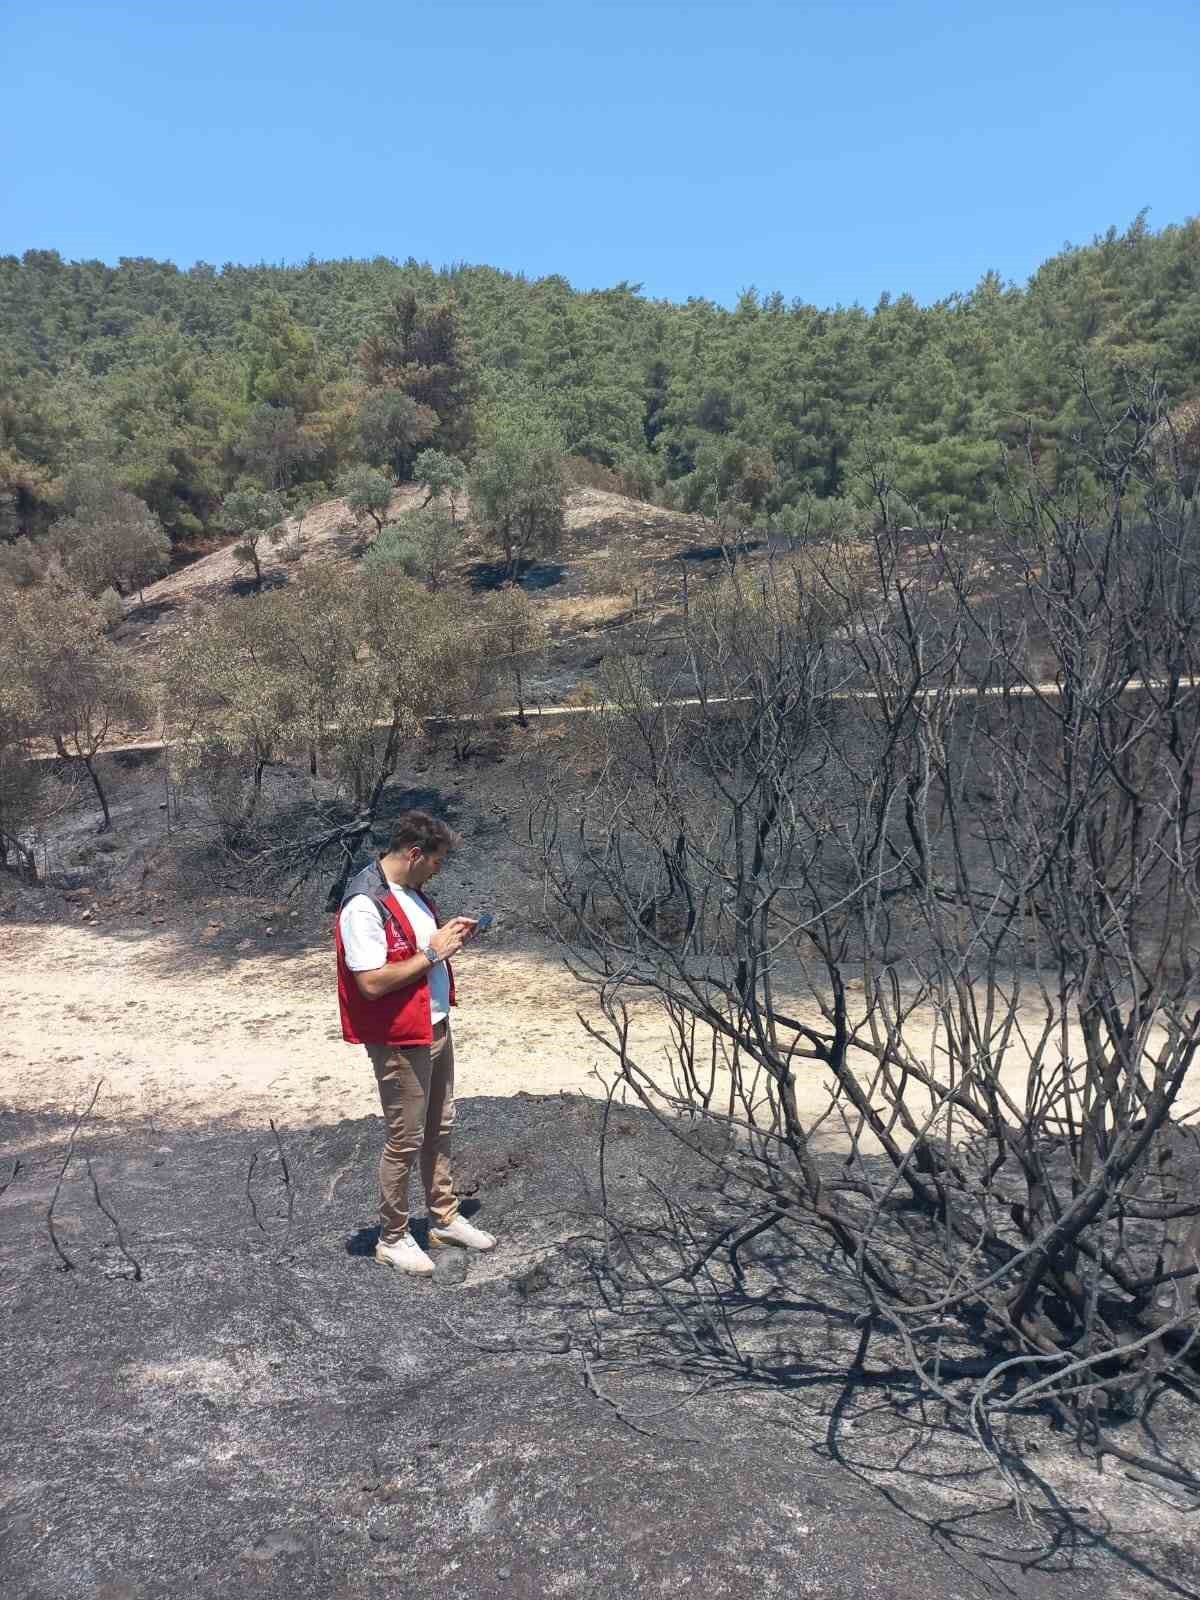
top-left (3, 1093), bottom-right (1200, 1600)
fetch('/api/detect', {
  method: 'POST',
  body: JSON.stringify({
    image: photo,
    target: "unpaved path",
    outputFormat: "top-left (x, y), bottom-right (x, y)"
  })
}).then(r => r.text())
top-left (32, 674), bottom-right (1200, 764)
top-left (0, 924), bottom-right (610, 1129)
top-left (6, 923), bottom-right (1200, 1141)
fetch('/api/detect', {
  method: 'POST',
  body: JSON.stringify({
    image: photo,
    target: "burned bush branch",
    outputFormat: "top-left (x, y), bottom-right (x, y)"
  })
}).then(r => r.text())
top-left (83, 1155), bottom-right (142, 1281)
top-left (542, 377), bottom-right (1200, 1480)
top-left (245, 1122), bottom-right (296, 1258)
top-left (245, 1148), bottom-right (268, 1238)
top-left (45, 1080), bottom-right (104, 1273)
top-left (269, 1117), bottom-right (295, 1259)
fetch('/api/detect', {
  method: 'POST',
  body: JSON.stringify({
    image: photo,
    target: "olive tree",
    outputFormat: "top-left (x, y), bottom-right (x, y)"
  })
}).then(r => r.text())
top-left (469, 410), bottom-right (567, 582)
top-left (362, 504), bottom-right (462, 592)
top-left (339, 465), bottom-right (394, 541)
top-left (484, 584), bottom-right (547, 723)
top-left (7, 579), bottom-right (150, 832)
top-left (48, 493), bottom-right (170, 605)
top-left (279, 566), bottom-right (488, 816)
top-left (0, 674), bottom-right (41, 880)
top-left (277, 484), bottom-right (324, 564)
top-left (52, 468), bottom-right (171, 604)
top-left (222, 488), bottom-right (287, 591)
top-left (414, 448), bottom-right (466, 522)
top-left (0, 536), bottom-right (49, 590)
top-left (164, 566), bottom-right (492, 882)
top-left (164, 595), bottom-right (301, 845)
top-left (96, 587), bottom-right (125, 631)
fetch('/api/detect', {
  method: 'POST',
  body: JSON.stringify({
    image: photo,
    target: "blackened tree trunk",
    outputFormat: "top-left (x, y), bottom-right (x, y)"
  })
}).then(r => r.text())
top-left (82, 755), bottom-right (112, 833)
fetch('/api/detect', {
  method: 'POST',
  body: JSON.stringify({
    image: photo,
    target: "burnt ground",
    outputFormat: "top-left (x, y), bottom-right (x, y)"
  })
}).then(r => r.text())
top-left (3, 1095), bottom-right (1200, 1600)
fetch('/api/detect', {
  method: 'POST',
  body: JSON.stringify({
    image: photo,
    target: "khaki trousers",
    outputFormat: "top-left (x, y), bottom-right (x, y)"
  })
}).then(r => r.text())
top-left (366, 1022), bottom-right (459, 1245)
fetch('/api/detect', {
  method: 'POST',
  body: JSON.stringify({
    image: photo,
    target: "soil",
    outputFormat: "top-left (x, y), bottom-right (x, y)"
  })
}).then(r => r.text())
top-left (4, 1096), bottom-right (1200, 1600)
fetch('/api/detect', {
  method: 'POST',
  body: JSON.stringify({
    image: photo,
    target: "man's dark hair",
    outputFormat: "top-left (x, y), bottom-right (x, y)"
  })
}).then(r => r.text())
top-left (388, 810), bottom-right (459, 857)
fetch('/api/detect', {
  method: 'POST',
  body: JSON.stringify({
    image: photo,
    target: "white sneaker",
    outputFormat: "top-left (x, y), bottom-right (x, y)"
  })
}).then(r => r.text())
top-left (428, 1215), bottom-right (496, 1252)
top-left (375, 1231), bottom-right (435, 1276)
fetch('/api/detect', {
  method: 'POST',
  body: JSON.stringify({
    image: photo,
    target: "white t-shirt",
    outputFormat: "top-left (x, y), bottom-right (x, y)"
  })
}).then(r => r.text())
top-left (339, 878), bottom-right (450, 1023)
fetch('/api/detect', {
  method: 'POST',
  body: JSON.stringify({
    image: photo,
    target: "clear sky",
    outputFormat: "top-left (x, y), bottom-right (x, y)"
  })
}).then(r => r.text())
top-left (3, 0), bottom-right (1196, 309)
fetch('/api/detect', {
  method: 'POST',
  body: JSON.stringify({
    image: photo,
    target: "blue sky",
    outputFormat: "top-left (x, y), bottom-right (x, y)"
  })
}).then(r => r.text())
top-left (3, 0), bottom-right (1196, 308)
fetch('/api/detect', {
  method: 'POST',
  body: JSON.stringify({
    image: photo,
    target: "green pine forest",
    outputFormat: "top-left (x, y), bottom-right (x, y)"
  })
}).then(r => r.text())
top-left (2, 211), bottom-right (1197, 552)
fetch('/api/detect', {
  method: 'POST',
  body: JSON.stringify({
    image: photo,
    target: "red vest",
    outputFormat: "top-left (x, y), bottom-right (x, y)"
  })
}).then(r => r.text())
top-left (335, 880), bottom-right (456, 1047)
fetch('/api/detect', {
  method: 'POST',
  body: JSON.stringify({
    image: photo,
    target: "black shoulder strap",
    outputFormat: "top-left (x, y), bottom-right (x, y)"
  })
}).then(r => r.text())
top-left (371, 883), bottom-right (397, 929)
top-left (341, 858), bottom-right (389, 918)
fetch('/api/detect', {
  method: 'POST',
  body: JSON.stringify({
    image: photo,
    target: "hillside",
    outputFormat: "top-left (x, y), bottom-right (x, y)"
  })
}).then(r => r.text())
top-left (111, 484), bottom-right (736, 711)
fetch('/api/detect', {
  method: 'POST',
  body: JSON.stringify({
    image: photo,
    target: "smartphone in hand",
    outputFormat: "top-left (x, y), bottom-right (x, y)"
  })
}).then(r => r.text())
top-left (474, 912), bottom-right (495, 934)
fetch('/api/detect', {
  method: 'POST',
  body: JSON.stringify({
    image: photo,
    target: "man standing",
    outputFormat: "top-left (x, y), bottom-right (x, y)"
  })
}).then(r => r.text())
top-left (335, 810), bottom-right (496, 1275)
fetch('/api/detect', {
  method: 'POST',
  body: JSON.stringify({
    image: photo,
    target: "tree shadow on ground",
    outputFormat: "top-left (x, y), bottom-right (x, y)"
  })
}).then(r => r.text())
top-left (820, 1373), bottom-right (1200, 1600)
top-left (229, 569), bottom-right (290, 598)
top-left (466, 557), bottom-right (567, 592)
top-left (577, 1166), bottom-right (1200, 1600)
top-left (110, 745), bottom-right (165, 773)
top-left (119, 595), bottom-right (179, 628)
top-left (672, 537), bottom-right (764, 563)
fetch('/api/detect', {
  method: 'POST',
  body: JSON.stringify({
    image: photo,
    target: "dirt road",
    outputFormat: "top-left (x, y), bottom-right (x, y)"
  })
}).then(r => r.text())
top-left (6, 922), bottom-right (1199, 1142)
top-left (0, 923), bottom-right (608, 1129)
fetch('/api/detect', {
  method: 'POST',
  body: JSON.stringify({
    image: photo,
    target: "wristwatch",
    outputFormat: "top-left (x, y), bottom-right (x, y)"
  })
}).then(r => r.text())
top-left (421, 944), bottom-right (441, 965)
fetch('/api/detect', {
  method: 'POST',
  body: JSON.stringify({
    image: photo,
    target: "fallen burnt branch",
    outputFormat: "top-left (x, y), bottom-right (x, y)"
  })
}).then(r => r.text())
top-left (216, 807), bottom-right (374, 906)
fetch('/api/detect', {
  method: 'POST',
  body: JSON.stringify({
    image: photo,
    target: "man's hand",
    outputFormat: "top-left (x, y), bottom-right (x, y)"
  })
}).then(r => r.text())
top-left (354, 915), bottom-right (478, 1000)
top-left (430, 916), bottom-right (477, 960)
